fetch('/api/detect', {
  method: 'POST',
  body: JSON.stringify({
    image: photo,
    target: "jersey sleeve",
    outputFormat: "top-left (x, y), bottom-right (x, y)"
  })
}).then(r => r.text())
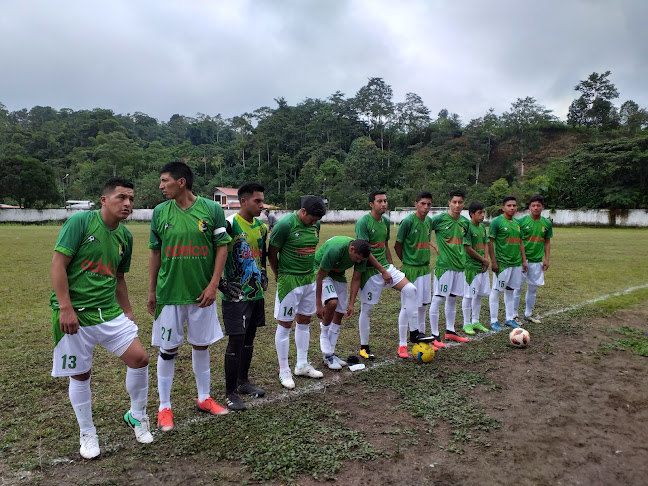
top-left (545, 219), bottom-right (553, 239)
top-left (384, 216), bottom-right (391, 241)
top-left (355, 216), bottom-right (369, 240)
top-left (318, 247), bottom-right (338, 272)
top-left (54, 212), bottom-right (90, 258)
top-left (463, 225), bottom-right (473, 246)
top-left (488, 217), bottom-right (499, 240)
top-left (149, 206), bottom-right (162, 250)
top-left (269, 215), bottom-right (290, 249)
top-left (428, 213), bottom-right (441, 230)
top-left (211, 202), bottom-right (231, 247)
top-left (396, 216), bottom-right (411, 243)
top-left (117, 229), bottom-right (134, 273)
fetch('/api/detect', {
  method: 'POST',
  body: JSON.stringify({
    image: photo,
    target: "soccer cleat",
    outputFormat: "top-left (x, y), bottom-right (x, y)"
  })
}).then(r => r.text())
top-left (196, 397), bottom-right (229, 416)
top-left (294, 363), bottom-right (324, 378)
top-left (226, 393), bottom-right (246, 411)
top-left (279, 370), bottom-right (295, 389)
top-left (79, 432), bottom-right (100, 459)
top-left (323, 354), bottom-right (343, 370)
top-left (409, 330), bottom-right (435, 344)
top-left (332, 354), bottom-right (347, 367)
top-left (398, 345), bottom-right (409, 358)
top-left (445, 330), bottom-right (469, 343)
top-left (472, 322), bottom-right (490, 332)
top-left (490, 321), bottom-right (503, 331)
top-left (463, 324), bottom-right (475, 335)
top-left (237, 381), bottom-right (266, 397)
top-left (524, 315), bottom-right (541, 324)
top-left (124, 412), bottom-right (154, 444)
top-left (505, 319), bottom-right (520, 329)
top-left (359, 345), bottom-right (375, 360)
top-left (431, 336), bottom-right (445, 349)
top-left (157, 408), bottom-right (174, 432)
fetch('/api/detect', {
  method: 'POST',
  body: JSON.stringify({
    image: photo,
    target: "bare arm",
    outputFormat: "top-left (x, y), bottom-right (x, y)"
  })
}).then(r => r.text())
top-left (394, 241), bottom-right (403, 262)
top-left (488, 240), bottom-right (498, 274)
top-left (268, 245), bottom-right (280, 281)
top-left (464, 244), bottom-right (490, 272)
top-left (384, 241), bottom-right (394, 265)
top-left (368, 254), bottom-right (391, 285)
top-left (520, 240), bottom-right (528, 272)
top-left (315, 268), bottom-right (328, 319)
top-left (147, 249), bottom-right (161, 316)
top-left (197, 244), bottom-right (227, 307)
top-left (346, 270), bottom-right (362, 318)
top-left (116, 272), bottom-right (135, 322)
top-left (50, 251), bottom-right (79, 335)
top-left (543, 238), bottom-right (551, 271)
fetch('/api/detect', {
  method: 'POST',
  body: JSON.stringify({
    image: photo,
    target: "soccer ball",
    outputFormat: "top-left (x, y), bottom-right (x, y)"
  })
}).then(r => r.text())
top-left (412, 342), bottom-right (435, 362)
top-left (509, 328), bottom-right (530, 348)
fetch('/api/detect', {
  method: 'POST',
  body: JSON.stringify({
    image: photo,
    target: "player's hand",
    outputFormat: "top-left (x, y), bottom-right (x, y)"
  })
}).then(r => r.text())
top-left (316, 304), bottom-right (324, 320)
top-left (344, 302), bottom-right (355, 318)
top-left (59, 307), bottom-right (80, 335)
top-left (260, 269), bottom-right (269, 291)
top-left (491, 263), bottom-right (499, 275)
top-left (197, 282), bottom-right (219, 307)
top-left (381, 270), bottom-right (393, 285)
top-left (543, 261), bottom-right (549, 271)
top-left (481, 260), bottom-right (490, 272)
top-left (432, 245), bottom-right (439, 254)
top-left (522, 262), bottom-right (528, 273)
top-left (147, 292), bottom-right (157, 316)
top-left (218, 278), bottom-right (243, 302)
top-left (124, 310), bottom-right (136, 324)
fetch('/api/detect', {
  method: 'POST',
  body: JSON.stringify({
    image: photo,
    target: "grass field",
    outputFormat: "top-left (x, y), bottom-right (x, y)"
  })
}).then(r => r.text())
top-left (1, 223), bottom-right (648, 483)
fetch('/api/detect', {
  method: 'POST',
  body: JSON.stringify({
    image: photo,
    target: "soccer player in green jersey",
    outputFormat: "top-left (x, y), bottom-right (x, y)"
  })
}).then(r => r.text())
top-left (461, 201), bottom-right (492, 335)
top-left (269, 196), bottom-right (327, 389)
top-left (351, 190), bottom-right (432, 361)
top-left (513, 195), bottom-right (553, 324)
top-left (428, 189), bottom-right (471, 346)
top-left (315, 237), bottom-right (380, 369)
top-left (487, 196), bottom-right (528, 330)
top-left (50, 177), bottom-right (153, 459)
top-left (221, 182), bottom-right (269, 411)
top-left (148, 162), bottom-right (238, 431)
top-left (394, 191), bottom-right (439, 358)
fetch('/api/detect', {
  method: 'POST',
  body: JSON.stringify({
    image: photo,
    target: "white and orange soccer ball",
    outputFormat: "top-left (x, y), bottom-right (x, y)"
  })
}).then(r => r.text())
top-left (509, 328), bottom-right (530, 348)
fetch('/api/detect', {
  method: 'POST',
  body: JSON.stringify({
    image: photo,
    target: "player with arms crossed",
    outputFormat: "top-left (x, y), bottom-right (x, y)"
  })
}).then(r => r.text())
top-left (513, 194), bottom-right (552, 324)
top-left (50, 177), bottom-right (153, 459)
top-left (487, 196), bottom-right (527, 330)
top-left (148, 162), bottom-right (239, 431)
top-left (394, 191), bottom-right (439, 358)
top-left (221, 182), bottom-right (269, 411)
top-left (352, 190), bottom-right (432, 361)
top-left (315, 237), bottom-right (378, 369)
top-left (461, 200), bottom-right (492, 335)
top-left (269, 196), bottom-right (327, 389)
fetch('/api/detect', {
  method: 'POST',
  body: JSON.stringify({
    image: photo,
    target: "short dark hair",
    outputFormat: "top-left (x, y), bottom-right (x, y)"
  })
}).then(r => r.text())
top-left (468, 200), bottom-right (485, 215)
top-left (302, 196), bottom-right (326, 217)
top-left (103, 176), bottom-right (134, 195)
top-left (415, 191), bottom-right (433, 202)
top-left (350, 239), bottom-right (371, 258)
top-left (159, 161), bottom-right (194, 189)
top-left (265, 209), bottom-right (270, 214)
top-left (529, 194), bottom-right (545, 206)
top-left (449, 188), bottom-right (466, 200)
top-left (502, 195), bottom-right (517, 205)
top-left (238, 181), bottom-right (265, 201)
top-left (368, 190), bottom-right (386, 203)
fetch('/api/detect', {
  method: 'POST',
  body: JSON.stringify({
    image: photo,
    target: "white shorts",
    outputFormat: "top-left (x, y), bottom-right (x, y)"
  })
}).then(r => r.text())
top-left (274, 282), bottom-right (316, 321)
top-left (359, 264), bottom-right (406, 305)
top-left (52, 313), bottom-right (138, 377)
top-left (322, 277), bottom-right (348, 314)
top-left (464, 272), bottom-right (491, 298)
top-left (524, 262), bottom-right (545, 286)
top-left (433, 270), bottom-right (465, 297)
top-left (401, 272), bottom-right (431, 307)
top-left (152, 303), bottom-right (224, 348)
top-left (493, 266), bottom-right (524, 291)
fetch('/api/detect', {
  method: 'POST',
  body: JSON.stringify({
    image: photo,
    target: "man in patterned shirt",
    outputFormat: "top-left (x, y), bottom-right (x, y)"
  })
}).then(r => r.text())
top-left (269, 196), bottom-right (327, 389)
top-left (428, 189), bottom-right (471, 346)
top-left (221, 182), bottom-right (269, 411)
top-left (50, 177), bottom-right (153, 459)
top-left (487, 196), bottom-right (528, 330)
top-left (148, 162), bottom-right (238, 431)
top-left (513, 195), bottom-right (553, 324)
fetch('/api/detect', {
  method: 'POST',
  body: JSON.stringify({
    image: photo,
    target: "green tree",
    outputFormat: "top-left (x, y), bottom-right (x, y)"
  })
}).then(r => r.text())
top-left (619, 100), bottom-right (648, 134)
top-left (353, 78), bottom-right (395, 152)
top-left (0, 156), bottom-right (59, 208)
top-left (567, 71), bottom-right (619, 130)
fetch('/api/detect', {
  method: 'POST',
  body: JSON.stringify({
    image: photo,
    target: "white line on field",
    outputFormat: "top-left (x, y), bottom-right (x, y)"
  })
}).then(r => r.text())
top-left (42, 283), bottom-right (648, 467)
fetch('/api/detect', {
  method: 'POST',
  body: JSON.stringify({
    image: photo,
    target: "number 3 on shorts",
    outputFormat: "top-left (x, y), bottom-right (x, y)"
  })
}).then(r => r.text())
top-left (283, 306), bottom-right (293, 317)
top-left (367, 291), bottom-right (372, 301)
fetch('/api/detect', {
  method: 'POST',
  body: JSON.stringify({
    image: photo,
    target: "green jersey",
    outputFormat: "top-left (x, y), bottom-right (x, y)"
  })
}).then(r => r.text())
top-left (223, 213), bottom-right (267, 301)
top-left (518, 215), bottom-right (553, 263)
top-left (356, 213), bottom-right (390, 286)
top-left (488, 215), bottom-right (523, 271)
top-left (315, 236), bottom-right (368, 283)
top-left (429, 212), bottom-right (469, 277)
top-left (463, 220), bottom-right (488, 273)
top-left (149, 196), bottom-right (231, 305)
top-left (50, 210), bottom-right (132, 314)
top-left (269, 212), bottom-right (321, 275)
top-left (396, 213), bottom-right (433, 267)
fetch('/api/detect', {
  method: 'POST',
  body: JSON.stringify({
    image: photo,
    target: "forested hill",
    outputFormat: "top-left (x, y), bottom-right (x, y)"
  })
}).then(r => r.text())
top-left (1, 73), bottom-right (647, 211)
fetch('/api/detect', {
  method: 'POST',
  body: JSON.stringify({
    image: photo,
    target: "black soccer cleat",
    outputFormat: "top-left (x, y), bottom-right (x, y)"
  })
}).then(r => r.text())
top-left (409, 330), bottom-right (435, 344)
top-left (226, 393), bottom-right (247, 411)
top-left (237, 381), bottom-right (266, 398)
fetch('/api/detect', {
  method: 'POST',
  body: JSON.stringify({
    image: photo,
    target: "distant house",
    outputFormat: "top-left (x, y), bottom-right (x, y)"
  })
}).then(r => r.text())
top-left (208, 186), bottom-right (279, 210)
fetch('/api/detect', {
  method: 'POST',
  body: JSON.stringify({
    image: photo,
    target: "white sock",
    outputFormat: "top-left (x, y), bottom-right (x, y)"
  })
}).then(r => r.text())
top-left (157, 351), bottom-right (175, 411)
top-left (429, 295), bottom-right (443, 336)
top-left (192, 348), bottom-right (211, 402)
top-left (398, 308), bottom-right (408, 346)
top-left (329, 322), bottom-right (341, 354)
top-left (418, 307), bottom-right (426, 334)
top-left (525, 284), bottom-right (538, 317)
top-left (69, 377), bottom-right (95, 435)
top-left (126, 366), bottom-right (148, 421)
top-left (401, 283), bottom-right (418, 331)
top-left (359, 303), bottom-right (373, 345)
top-left (513, 286), bottom-right (522, 317)
top-left (320, 323), bottom-right (333, 356)
top-left (295, 323), bottom-right (310, 368)
top-left (275, 325), bottom-right (291, 373)
top-left (472, 296), bottom-right (483, 324)
top-left (489, 288), bottom-right (501, 323)
top-left (445, 296), bottom-right (457, 332)
top-left (462, 297), bottom-right (472, 326)
top-left (504, 289), bottom-right (515, 321)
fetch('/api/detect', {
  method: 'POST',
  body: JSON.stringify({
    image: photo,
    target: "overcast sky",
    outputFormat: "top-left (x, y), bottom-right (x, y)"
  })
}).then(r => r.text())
top-left (1, 0), bottom-right (646, 124)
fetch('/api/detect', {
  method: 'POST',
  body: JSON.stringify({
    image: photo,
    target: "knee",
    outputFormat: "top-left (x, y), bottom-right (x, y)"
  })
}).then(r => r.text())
top-left (325, 299), bottom-right (338, 312)
top-left (402, 282), bottom-right (417, 299)
top-left (361, 303), bottom-right (374, 316)
top-left (72, 370), bottom-right (92, 381)
top-left (133, 352), bottom-right (149, 368)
